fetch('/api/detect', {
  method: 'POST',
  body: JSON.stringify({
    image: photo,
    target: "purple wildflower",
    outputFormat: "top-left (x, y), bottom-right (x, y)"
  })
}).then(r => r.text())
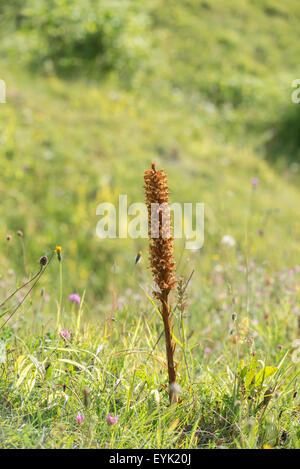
top-left (69, 293), bottom-right (81, 305)
top-left (107, 413), bottom-right (118, 425)
top-left (251, 177), bottom-right (259, 186)
top-left (76, 412), bottom-right (85, 424)
top-left (59, 329), bottom-right (70, 340)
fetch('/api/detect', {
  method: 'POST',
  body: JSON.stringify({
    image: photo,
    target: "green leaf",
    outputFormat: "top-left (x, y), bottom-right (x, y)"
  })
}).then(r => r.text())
top-left (240, 366), bottom-right (248, 379)
top-left (245, 355), bottom-right (258, 391)
top-left (255, 366), bottom-right (278, 388)
top-left (16, 363), bottom-right (33, 387)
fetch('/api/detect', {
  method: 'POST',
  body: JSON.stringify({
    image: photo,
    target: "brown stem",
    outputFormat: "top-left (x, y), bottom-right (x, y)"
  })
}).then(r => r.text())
top-left (161, 292), bottom-right (177, 403)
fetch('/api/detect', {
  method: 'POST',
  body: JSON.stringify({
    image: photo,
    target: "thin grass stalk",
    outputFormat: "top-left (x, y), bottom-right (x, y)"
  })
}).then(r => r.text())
top-left (17, 230), bottom-right (28, 278)
top-left (0, 267), bottom-right (42, 309)
top-left (0, 254), bottom-right (50, 330)
top-left (56, 256), bottom-right (63, 330)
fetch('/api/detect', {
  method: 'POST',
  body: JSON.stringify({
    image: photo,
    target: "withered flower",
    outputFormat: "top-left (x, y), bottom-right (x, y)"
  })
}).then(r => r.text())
top-left (39, 256), bottom-right (48, 267)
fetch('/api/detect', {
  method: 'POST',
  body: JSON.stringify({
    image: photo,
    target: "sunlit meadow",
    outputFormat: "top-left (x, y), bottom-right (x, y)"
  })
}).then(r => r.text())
top-left (0, 0), bottom-right (300, 449)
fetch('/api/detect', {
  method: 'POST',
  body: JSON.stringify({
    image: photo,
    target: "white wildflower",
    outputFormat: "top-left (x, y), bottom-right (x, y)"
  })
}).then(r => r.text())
top-left (221, 235), bottom-right (236, 247)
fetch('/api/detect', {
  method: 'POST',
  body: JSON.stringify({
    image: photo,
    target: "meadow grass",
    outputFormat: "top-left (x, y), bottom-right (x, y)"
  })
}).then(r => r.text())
top-left (0, 237), bottom-right (299, 449)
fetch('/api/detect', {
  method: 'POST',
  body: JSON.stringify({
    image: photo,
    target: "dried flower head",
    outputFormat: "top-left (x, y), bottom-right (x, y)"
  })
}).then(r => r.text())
top-left (39, 256), bottom-right (48, 267)
top-left (17, 230), bottom-right (23, 237)
top-left (6, 234), bottom-right (12, 242)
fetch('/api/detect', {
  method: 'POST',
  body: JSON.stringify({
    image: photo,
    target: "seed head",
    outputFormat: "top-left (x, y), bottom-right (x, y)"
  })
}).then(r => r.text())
top-left (39, 256), bottom-right (48, 267)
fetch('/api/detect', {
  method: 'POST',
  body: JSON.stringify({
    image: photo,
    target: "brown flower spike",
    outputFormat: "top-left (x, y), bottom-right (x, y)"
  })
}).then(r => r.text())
top-left (144, 162), bottom-right (177, 404)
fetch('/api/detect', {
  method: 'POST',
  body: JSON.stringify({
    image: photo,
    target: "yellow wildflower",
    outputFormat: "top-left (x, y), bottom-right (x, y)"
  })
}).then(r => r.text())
top-left (54, 245), bottom-right (62, 261)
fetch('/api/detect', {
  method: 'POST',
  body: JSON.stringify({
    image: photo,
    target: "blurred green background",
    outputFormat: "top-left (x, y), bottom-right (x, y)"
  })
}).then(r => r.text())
top-left (0, 0), bottom-right (300, 312)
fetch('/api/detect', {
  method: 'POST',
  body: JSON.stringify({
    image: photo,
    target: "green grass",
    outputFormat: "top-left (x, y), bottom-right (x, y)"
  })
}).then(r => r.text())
top-left (0, 256), bottom-right (299, 448)
top-left (0, 0), bottom-right (300, 449)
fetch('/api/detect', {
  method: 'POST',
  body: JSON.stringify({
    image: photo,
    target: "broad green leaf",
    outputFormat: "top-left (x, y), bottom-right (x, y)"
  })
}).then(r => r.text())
top-left (255, 366), bottom-right (278, 388)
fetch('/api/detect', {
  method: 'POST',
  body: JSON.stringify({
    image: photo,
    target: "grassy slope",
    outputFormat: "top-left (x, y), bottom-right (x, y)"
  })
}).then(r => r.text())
top-left (0, 0), bottom-right (300, 448)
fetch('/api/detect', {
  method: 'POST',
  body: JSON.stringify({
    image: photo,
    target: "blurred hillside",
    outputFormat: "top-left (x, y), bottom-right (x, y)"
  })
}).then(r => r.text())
top-left (0, 0), bottom-right (300, 308)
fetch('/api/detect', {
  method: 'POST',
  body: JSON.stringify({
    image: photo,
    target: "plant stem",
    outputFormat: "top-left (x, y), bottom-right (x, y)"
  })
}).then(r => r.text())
top-left (57, 260), bottom-right (63, 330)
top-left (161, 292), bottom-right (177, 404)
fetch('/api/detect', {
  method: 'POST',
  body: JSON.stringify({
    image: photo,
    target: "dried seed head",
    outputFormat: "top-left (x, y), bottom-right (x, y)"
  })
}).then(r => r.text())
top-left (39, 256), bottom-right (48, 266)
top-left (6, 234), bottom-right (12, 242)
top-left (17, 230), bottom-right (23, 237)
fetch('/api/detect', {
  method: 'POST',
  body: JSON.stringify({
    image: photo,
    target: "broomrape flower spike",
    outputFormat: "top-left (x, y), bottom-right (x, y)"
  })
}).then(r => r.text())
top-left (144, 162), bottom-right (178, 405)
